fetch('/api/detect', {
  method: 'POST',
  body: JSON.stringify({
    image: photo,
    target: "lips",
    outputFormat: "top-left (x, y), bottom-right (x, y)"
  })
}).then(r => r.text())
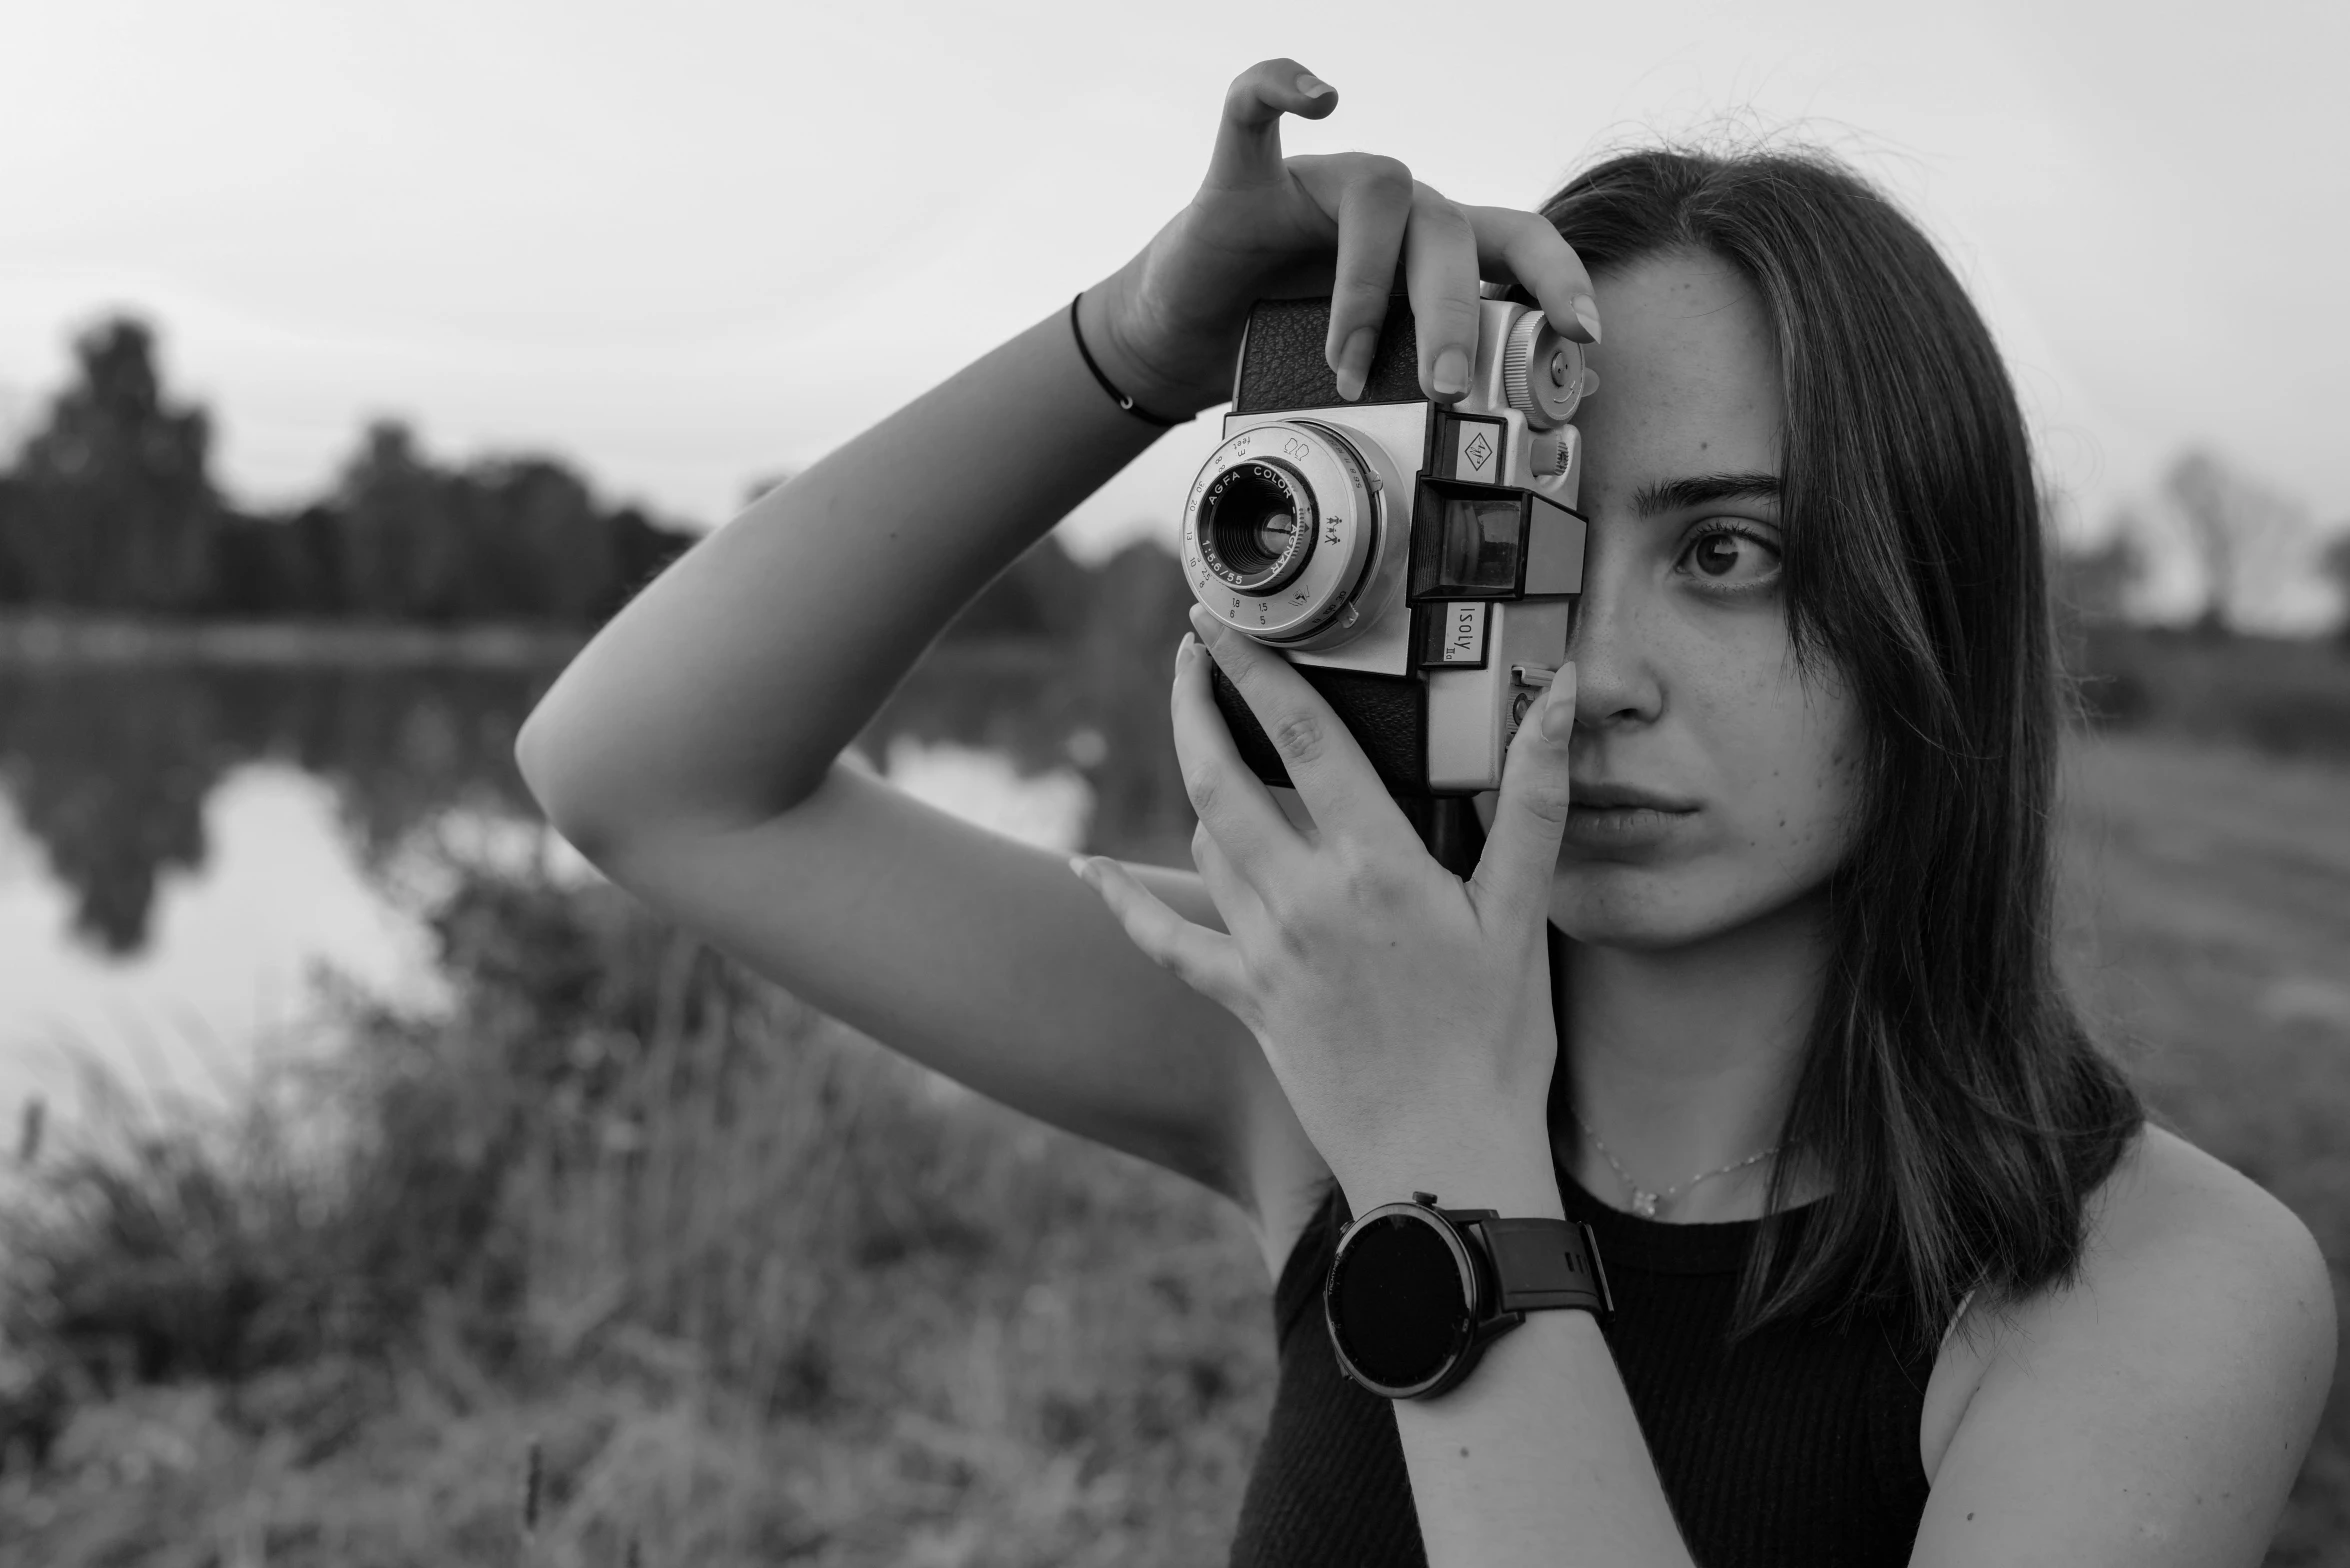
top-left (1569, 781), bottom-right (1701, 813)
top-left (1561, 780), bottom-right (1699, 856)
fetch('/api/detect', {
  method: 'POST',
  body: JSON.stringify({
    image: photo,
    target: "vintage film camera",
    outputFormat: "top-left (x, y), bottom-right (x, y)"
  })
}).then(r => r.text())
top-left (1179, 290), bottom-right (1596, 798)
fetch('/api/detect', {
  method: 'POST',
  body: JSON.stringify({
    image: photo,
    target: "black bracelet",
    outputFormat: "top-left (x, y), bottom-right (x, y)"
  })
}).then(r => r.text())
top-left (1068, 295), bottom-right (1191, 428)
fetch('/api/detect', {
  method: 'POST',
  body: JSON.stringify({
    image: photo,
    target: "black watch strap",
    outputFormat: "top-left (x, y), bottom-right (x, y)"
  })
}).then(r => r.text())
top-left (1476, 1217), bottom-right (1614, 1317)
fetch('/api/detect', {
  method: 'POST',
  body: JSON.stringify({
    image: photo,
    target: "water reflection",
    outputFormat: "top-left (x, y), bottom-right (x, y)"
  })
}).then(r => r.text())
top-left (0, 663), bottom-right (548, 956)
top-left (1, 637), bottom-right (1190, 1107)
top-left (0, 638), bottom-right (1187, 960)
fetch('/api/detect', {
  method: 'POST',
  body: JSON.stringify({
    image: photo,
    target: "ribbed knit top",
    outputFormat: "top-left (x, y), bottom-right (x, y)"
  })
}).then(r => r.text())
top-left (1225, 1173), bottom-right (1934, 1567)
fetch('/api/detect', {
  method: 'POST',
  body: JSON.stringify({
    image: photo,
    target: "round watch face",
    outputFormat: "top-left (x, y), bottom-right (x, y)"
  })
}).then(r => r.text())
top-left (1327, 1210), bottom-right (1473, 1392)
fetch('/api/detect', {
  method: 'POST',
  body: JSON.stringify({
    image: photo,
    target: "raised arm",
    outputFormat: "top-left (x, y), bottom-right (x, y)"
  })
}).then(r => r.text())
top-left (514, 61), bottom-right (1593, 1213)
top-left (516, 295), bottom-right (1164, 852)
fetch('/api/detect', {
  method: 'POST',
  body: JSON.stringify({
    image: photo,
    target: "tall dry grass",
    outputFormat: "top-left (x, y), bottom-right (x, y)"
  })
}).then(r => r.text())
top-left (0, 863), bottom-right (1274, 1566)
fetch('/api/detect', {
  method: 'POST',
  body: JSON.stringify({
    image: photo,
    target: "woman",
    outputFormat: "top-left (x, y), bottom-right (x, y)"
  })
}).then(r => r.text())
top-left (515, 59), bottom-right (2333, 1567)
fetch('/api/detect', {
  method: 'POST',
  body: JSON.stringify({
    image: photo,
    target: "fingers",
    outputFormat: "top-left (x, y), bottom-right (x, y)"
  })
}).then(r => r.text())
top-left (1464, 204), bottom-right (1602, 345)
top-left (1326, 160), bottom-right (1413, 400)
top-left (1311, 154), bottom-right (1413, 401)
top-left (1403, 181), bottom-right (1483, 401)
top-left (1186, 606), bottom-right (1411, 852)
top-left (1290, 164), bottom-right (1597, 401)
top-left (1071, 854), bottom-right (1249, 1010)
top-left (1190, 819), bottom-right (1266, 939)
top-left (1206, 59), bottom-right (1338, 193)
top-left (1469, 664), bottom-right (1579, 925)
top-left (1170, 629), bottom-right (1309, 884)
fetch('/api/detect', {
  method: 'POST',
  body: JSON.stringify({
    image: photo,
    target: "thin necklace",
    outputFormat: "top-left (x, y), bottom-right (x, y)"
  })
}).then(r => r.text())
top-left (1570, 1109), bottom-right (1786, 1220)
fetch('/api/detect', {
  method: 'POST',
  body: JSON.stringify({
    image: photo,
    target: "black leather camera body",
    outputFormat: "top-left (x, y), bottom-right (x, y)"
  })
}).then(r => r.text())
top-left (1178, 292), bottom-right (1595, 797)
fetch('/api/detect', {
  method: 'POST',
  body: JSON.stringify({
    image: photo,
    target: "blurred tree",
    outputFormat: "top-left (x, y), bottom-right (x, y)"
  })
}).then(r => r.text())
top-left (334, 420), bottom-right (471, 620)
top-left (207, 504), bottom-right (347, 616)
top-left (942, 531), bottom-right (1090, 642)
top-left (465, 456), bottom-right (614, 622)
top-left (0, 475), bottom-right (27, 603)
top-left (604, 503), bottom-right (696, 620)
top-left (324, 423), bottom-right (697, 625)
top-left (2165, 450), bottom-right (2305, 636)
top-left (2052, 518), bottom-right (2148, 629)
top-left (2322, 528), bottom-right (2350, 644)
top-left (5, 317), bottom-right (219, 612)
top-left (0, 314), bottom-right (699, 624)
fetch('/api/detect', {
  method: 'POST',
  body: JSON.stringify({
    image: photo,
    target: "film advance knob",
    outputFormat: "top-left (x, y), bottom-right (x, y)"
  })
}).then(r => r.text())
top-left (1502, 312), bottom-right (1579, 429)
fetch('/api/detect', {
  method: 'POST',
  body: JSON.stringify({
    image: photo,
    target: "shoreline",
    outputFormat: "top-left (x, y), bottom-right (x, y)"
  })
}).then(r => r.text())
top-left (0, 613), bottom-right (1070, 674)
top-left (0, 614), bottom-right (590, 669)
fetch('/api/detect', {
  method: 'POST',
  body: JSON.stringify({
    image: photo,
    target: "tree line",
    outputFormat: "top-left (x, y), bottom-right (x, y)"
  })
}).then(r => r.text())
top-left (2054, 449), bottom-right (2350, 640)
top-left (0, 316), bottom-right (700, 624)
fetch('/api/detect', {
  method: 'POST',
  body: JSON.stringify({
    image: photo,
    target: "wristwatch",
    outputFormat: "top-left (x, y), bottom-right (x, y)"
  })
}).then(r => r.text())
top-left (1323, 1190), bottom-right (1613, 1400)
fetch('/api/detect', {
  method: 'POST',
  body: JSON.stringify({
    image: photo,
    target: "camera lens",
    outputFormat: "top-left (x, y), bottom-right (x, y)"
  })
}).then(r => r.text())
top-left (1200, 460), bottom-right (1315, 593)
top-left (1181, 420), bottom-right (1385, 648)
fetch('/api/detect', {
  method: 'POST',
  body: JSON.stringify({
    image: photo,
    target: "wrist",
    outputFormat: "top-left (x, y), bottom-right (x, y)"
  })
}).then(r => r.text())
top-left (1339, 1136), bottom-right (1565, 1222)
top-left (1078, 260), bottom-right (1235, 418)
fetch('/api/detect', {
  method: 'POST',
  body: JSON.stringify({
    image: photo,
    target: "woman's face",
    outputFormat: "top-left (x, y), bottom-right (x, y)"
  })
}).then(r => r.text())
top-left (1536, 248), bottom-right (1865, 950)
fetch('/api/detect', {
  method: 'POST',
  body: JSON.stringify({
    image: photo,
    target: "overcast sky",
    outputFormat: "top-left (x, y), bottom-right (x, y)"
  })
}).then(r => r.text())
top-left (2, 0), bottom-right (2343, 620)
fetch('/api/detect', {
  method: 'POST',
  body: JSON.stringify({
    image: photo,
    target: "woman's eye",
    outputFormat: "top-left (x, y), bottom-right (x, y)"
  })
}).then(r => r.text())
top-left (1679, 527), bottom-right (1780, 586)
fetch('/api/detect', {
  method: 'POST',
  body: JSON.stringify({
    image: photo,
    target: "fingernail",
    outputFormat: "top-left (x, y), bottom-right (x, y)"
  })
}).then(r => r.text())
top-left (1334, 326), bottom-right (1377, 401)
top-left (1068, 855), bottom-right (1093, 882)
top-left (1432, 346), bottom-right (1471, 399)
top-left (1540, 671), bottom-right (1576, 742)
top-left (1297, 73), bottom-right (1334, 98)
top-left (1570, 294), bottom-right (1602, 344)
top-left (1187, 604), bottom-right (1215, 639)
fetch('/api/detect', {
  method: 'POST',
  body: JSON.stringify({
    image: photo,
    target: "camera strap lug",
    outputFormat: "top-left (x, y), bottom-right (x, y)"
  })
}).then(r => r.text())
top-left (1510, 663), bottom-right (1556, 688)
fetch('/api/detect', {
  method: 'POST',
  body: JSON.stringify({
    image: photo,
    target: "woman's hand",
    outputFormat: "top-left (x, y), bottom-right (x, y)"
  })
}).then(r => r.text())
top-left (1084, 58), bottom-right (1601, 418)
top-left (1074, 606), bottom-right (1581, 1210)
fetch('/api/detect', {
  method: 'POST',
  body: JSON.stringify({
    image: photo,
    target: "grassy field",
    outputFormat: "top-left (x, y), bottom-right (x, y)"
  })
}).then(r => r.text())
top-left (1, 726), bottom-right (2346, 1566)
top-left (2059, 734), bottom-right (2350, 1562)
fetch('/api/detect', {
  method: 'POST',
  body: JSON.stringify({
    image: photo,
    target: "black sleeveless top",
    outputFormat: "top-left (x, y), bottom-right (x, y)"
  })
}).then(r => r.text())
top-left (1226, 1173), bottom-right (1934, 1567)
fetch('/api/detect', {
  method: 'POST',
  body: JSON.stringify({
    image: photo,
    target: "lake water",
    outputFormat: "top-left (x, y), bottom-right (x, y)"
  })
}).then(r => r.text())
top-left (0, 644), bottom-right (1193, 1127)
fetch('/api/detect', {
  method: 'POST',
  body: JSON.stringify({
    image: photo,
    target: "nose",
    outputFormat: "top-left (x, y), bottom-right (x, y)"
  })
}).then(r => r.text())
top-left (1565, 563), bottom-right (1663, 731)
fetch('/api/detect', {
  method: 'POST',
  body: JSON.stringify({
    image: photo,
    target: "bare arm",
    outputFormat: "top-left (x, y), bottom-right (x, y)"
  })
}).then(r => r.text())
top-left (516, 292), bottom-right (1283, 1189)
top-left (519, 299), bottom-right (1164, 847)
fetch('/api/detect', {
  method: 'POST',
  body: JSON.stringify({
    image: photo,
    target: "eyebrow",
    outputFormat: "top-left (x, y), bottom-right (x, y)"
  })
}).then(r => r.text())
top-left (1631, 473), bottom-right (1783, 516)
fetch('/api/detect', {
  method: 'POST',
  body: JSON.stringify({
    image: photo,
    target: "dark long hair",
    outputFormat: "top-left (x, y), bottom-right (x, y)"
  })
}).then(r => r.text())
top-left (1538, 147), bottom-right (2143, 1348)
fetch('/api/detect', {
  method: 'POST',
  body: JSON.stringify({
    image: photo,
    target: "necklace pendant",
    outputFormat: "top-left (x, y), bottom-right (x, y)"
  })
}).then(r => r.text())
top-left (1630, 1189), bottom-right (1659, 1219)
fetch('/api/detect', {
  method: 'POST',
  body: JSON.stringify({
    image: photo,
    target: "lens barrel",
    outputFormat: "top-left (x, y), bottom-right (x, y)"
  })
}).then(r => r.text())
top-left (1199, 460), bottom-right (1315, 593)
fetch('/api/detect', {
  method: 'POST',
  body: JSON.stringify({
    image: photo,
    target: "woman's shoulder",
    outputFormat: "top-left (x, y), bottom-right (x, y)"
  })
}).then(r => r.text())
top-left (1908, 1123), bottom-right (2331, 1476)
top-left (2075, 1121), bottom-right (2333, 1401)
top-left (1918, 1121), bottom-right (2335, 1542)
top-left (2087, 1123), bottom-right (2327, 1288)
top-left (1943, 1122), bottom-right (2328, 1354)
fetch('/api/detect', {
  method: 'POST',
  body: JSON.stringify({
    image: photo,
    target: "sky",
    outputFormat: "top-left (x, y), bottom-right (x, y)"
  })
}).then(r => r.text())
top-left (1, 0), bottom-right (2344, 623)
